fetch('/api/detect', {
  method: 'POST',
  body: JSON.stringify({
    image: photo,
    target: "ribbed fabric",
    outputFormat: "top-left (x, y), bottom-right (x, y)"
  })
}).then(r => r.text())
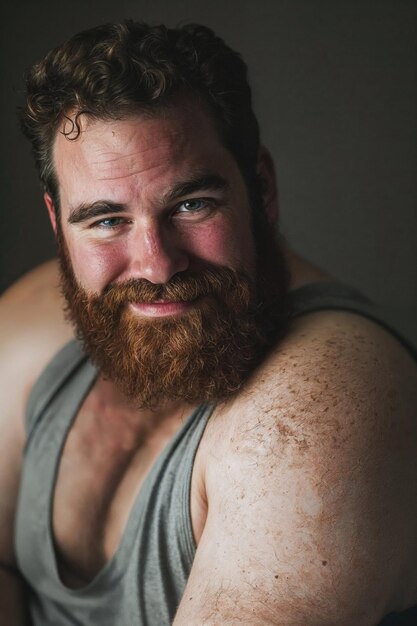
top-left (15, 282), bottom-right (417, 625)
top-left (16, 340), bottom-right (213, 625)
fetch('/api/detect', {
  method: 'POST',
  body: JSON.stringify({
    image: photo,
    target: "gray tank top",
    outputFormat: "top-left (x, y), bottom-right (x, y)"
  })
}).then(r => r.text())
top-left (15, 282), bottom-right (417, 626)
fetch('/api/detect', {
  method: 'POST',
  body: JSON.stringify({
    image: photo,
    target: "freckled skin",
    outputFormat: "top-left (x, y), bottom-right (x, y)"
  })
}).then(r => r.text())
top-left (3, 104), bottom-right (417, 623)
top-left (3, 260), bottom-right (417, 624)
top-left (179, 311), bottom-right (417, 625)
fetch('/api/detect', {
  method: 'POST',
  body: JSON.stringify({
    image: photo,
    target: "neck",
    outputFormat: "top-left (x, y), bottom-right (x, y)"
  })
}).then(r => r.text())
top-left (283, 244), bottom-right (332, 290)
top-left (90, 374), bottom-right (196, 447)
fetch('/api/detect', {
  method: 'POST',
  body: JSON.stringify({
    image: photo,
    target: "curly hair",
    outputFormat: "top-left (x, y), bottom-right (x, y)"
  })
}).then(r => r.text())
top-left (20, 20), bottom-right (261, 214)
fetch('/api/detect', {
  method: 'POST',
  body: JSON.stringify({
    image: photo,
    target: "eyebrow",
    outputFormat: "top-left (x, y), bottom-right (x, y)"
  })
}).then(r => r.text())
top-left (68, 202), bottom-right (125, 224)
top-left (161, 173), bottom-right (230, 205)
top-left (67, 173), bottom-right (230, 225)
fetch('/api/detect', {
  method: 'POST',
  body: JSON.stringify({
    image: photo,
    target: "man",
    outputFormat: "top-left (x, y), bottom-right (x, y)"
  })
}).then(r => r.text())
top-left (1, 19), bottom-right (417, 626)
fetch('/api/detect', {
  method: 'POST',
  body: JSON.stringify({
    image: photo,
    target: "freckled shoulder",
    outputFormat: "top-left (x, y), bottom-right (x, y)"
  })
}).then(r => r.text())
top-left (186, 310), bottom-right (417, 624)
top-left (209, 308), bottom-right (417, 453)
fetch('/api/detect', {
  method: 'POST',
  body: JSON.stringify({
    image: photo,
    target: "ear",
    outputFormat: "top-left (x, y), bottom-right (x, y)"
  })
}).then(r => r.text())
top-left (44, 192), bottom-right (58, 236)
top-left (256, 146), bottom-right (279, 224)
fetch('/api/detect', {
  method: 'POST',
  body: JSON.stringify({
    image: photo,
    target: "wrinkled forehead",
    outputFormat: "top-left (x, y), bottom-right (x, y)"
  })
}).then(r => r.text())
top-left (52, 99), bottom-right (233, 186)
top-left (53, 94), bottom-right (225, 154)
top-left (51, 99), bottom-right (249, 217)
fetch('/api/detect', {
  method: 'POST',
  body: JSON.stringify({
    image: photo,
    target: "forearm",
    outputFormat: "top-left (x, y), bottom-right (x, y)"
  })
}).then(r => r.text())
top-left (0, 565), bottom-right (30, 626)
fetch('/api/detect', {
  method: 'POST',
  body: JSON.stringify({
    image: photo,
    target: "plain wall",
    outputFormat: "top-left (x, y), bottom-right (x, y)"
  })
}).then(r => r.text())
top-left (1, 0), bottom-right (416, 343)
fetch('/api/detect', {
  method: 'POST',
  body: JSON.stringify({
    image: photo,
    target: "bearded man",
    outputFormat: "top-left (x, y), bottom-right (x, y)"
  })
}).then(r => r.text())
top-left (1, 20), bottom-right (417, 626)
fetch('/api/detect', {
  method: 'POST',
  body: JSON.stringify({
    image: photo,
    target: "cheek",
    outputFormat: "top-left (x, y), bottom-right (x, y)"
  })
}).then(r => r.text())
top-left (189, 220), bottom-right (255, 274)
top-left (67, 239), bottom-right (128, 292)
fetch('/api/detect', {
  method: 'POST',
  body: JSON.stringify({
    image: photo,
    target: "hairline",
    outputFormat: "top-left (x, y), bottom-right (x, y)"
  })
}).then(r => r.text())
top-left (49, 94), bottom-right (259, 219)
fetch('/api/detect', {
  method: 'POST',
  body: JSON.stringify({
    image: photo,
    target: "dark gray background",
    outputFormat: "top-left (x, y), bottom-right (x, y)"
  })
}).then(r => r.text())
top-left (1, 0), bottom-right (416, 343)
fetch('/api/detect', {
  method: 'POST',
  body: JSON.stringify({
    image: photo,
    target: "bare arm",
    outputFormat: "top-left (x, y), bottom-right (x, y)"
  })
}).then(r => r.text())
top-left (174, 311), bottom-right (417, 625)
top-left (0, 260), bottom-right (73, 624)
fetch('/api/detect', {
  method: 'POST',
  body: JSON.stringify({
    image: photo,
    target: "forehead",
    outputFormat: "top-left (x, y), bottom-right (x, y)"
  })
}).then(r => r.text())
top-left (52, 102), bottom-right (240, 205)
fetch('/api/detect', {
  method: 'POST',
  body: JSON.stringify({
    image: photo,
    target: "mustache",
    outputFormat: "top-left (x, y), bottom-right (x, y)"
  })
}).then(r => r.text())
top-left (97, 266), bottom-right (253, 308)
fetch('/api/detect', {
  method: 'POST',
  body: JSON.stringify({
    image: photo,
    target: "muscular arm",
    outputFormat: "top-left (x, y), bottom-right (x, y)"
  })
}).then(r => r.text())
top-left (174, 311), bottom-right (417, 625)
top-left (0, 260), bottom-right (73, 625)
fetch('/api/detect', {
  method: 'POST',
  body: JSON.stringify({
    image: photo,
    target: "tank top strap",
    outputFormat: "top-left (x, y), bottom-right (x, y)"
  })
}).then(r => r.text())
top-left (25, 338), bottom-right (96, 445)
top-left (287, 281), bottom-right (417, 361)
top-left (287, 281), bottom-right (375, 317)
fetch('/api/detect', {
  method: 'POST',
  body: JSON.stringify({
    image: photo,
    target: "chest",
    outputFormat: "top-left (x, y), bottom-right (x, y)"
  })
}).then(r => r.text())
top-left (50, 392), bottom-right (209, 589)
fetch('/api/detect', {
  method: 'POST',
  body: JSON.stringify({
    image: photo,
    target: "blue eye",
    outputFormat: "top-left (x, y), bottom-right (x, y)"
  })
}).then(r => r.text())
top-left (95, 216), bottom-right (125, 228)
top-left (176, 199), bottom-right (207, 213)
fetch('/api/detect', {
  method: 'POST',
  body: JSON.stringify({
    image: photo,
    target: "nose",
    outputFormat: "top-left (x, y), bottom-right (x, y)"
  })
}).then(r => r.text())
top-left (127, 220), bottom-right (189, 284)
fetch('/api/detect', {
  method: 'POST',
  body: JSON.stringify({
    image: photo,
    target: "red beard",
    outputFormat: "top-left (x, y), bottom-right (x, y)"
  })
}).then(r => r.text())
top-left (57, 224), bottom-right (289, 409)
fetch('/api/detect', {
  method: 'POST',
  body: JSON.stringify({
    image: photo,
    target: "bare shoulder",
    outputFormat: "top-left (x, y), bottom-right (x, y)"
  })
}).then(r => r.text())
top-left (211, 308), bottom-right (417, 471)
top-left (0, 260), bottom-right (74, 568)
top-left (243, 308), bottom-right (417, 427)
top-left (0, 256), bottom-right (73, 447)
top-left (179, 311), bottom-right (417, 625)
top-left (1, 259), bottom-right (74, 393)
top-left (1, 258), bottom-right (70, 336)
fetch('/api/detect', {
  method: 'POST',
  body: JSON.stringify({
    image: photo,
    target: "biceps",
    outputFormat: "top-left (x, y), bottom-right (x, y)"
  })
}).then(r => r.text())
top-left (174, 536), bottom-right (382, 626)
top-left (173, 481), bottom-right (399, 626)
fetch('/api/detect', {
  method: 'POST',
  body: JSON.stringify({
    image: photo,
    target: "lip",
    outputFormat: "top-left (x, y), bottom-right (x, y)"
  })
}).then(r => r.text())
top-left (129, 299), bottom-right (198, 318)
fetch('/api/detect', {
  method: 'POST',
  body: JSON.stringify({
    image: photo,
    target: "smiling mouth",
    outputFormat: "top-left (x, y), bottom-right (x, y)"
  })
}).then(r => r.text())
top-left (129, 297), bottom-right (201, 318)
